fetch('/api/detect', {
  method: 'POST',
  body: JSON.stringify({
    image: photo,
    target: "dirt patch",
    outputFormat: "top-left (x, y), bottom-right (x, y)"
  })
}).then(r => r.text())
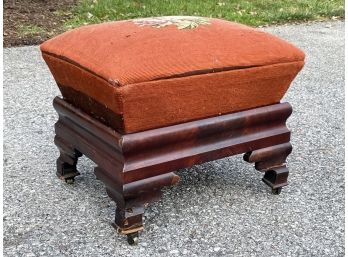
top-left (4, 0), bottom-right (78, 47)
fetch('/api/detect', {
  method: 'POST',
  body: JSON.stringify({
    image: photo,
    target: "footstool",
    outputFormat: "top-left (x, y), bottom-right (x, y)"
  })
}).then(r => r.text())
top-left (41, 16), bottom-right (304, 244)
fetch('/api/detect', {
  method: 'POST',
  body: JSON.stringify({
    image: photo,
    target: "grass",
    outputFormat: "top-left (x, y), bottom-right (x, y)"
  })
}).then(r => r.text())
top-left (18, 25), bottom-right (47, 36)
top-left (66, 0), bottom-right (344, 28)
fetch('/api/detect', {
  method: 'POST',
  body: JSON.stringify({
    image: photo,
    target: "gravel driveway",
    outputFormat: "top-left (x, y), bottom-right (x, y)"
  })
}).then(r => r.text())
top-left (4, 21), bottom-right (344, 256)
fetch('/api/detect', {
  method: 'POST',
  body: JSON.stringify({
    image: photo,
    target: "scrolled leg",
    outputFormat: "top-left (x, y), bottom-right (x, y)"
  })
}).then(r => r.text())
top-left (244, 142), bottom-right (292, 194)
top-left (95, 167), bottom-right (180, 244)
top-left (111, 200), bottom-right (147, 245)
top-left (262, 166), bottom-right (289, 194)
top-left (55, 136), bottom-right (82, 183)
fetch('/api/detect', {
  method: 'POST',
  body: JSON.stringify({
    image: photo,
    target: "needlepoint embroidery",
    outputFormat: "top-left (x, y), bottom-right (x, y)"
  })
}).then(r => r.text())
top-left (132, 16), bottom-right (211, 29)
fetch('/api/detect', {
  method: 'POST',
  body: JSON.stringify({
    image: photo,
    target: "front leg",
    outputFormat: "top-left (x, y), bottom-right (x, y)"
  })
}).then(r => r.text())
top-left (94, 167), bottom-right (180, 244)
top-left (112, 191), bottom-right (161, 245)
top-left (243, 142), bottom-right (292, 194)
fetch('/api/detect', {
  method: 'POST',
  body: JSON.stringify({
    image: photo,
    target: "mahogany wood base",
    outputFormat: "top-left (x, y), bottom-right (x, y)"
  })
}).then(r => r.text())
top-left (53, 97), bottom-right (293, 244)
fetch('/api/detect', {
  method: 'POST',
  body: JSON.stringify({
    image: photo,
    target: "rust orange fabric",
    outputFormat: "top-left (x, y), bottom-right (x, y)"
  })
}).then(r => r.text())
top-left (41, 16), bottom-right (305, 133)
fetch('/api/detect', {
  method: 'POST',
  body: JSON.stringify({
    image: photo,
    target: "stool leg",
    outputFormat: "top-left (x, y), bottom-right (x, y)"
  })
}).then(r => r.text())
top-left (262, 166), bottom-right (289, 194)
top-left (94, 167), bottom-right (179, 245)
top-left (110, 190), bottom-right (162, 245)
top-left (243, 142), bottom-right (292, 194)
top-left (54, 136), bottom-right (82, 184)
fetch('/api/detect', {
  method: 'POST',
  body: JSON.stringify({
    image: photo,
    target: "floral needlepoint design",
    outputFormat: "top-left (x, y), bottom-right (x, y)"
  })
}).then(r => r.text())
top-left (132, 16), bottom-right (211, 29)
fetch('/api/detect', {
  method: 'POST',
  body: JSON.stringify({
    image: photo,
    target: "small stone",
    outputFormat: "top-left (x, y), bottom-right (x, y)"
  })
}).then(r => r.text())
top-left (214, 247), bottom-right (221, 252)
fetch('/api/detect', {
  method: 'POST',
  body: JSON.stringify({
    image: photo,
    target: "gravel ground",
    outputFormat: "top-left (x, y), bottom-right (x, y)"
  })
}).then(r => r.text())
top-left (4, 21), bottom-right (344, 257)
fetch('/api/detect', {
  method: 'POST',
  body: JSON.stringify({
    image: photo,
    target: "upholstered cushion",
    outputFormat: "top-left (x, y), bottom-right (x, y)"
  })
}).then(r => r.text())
top-left (41, 16), bottom-right (304, 133)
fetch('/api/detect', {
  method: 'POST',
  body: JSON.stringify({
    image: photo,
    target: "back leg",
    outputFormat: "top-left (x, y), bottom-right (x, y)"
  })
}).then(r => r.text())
top-left (54, 136), bottom-right (82, 184)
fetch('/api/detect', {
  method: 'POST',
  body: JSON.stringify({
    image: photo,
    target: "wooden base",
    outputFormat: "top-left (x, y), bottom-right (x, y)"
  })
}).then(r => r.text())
top-left (53, 97), bottom-right (293, 243)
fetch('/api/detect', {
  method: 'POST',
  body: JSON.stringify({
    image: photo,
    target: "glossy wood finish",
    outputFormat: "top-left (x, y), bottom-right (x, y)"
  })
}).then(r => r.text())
top-left (243, 142), bottom-right (292, 192)
top-left (53, 97), bottom-right (293, 240)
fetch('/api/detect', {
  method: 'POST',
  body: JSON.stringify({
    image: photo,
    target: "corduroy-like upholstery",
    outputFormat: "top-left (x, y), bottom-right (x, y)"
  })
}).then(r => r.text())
top-left (41, 16), bottom-right (305, 133)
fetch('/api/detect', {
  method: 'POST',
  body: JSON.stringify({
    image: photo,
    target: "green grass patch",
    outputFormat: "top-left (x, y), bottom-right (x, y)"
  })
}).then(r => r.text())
top-left (18, 25), bottom-right (47, 36)
top-left (66, 0), bottom-right (344, 28)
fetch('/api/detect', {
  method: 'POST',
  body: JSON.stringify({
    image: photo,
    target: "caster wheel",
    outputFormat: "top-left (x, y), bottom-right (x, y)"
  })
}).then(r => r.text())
top-left (272, 188), bottom-right (282, 195)
top-left (127, 232), bottom-right (139, 245)
top-left (65, 178), bottom-right (75, 184)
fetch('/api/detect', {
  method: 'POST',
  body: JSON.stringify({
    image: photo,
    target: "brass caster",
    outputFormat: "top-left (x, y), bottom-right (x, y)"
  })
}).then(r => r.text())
top-left (65, 178), bottom-right (75, 184)
top-left (272, 188), bottom-right (282, 195)
top-left (127, 232), bottom-right (139, 245)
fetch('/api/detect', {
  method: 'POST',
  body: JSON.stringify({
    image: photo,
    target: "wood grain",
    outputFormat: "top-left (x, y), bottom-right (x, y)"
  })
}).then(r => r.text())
top-left (53, 97), bottom-right (293, 236)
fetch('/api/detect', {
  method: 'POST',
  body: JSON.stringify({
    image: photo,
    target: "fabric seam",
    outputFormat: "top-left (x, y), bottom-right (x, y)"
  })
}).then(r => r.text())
top-left (42, 51), bottom-right (303, 87)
